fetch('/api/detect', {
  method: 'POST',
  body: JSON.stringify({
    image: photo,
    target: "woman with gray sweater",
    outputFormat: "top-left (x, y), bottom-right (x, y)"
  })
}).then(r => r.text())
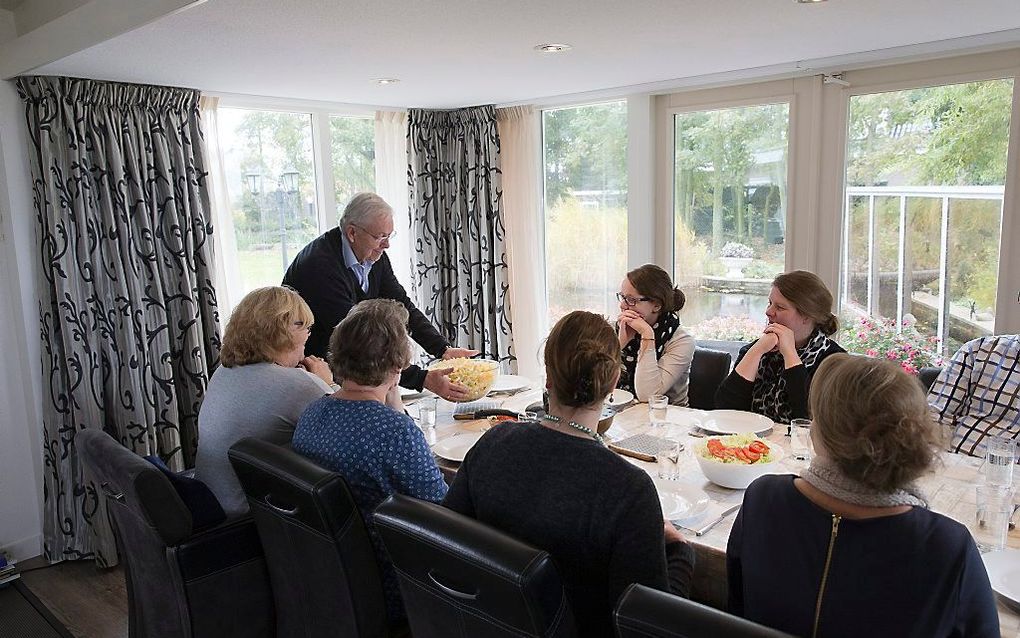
top-left (195, 286), bottom-right (337, 517)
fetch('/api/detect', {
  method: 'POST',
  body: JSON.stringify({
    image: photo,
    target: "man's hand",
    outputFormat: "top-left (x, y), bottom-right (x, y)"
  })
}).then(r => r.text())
top-left (298, 355), bottom-right (334, 386)
top-left (443, 347), bottom-right (479, 360)
top-left (424, 367), bottom-right (471, 401)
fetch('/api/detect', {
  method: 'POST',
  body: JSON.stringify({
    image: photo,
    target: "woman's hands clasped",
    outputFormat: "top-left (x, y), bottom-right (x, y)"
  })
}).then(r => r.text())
top-left (298, 355), bottom-right (335, 386)
top-left (618, 309), bottom-right (653, 347)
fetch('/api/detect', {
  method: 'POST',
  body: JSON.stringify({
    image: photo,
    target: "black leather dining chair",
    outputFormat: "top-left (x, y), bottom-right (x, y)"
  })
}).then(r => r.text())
top-left (374, 494), bottom-right (576, 638)
top-left (76, 429), bottom-right (273, 638)
top-left (918, 366), bottom-right (943, 393)
top-left (614, 584), bottom-right (796, 638)
top-left (688, 347), bottom-right (733, 410)
top-left (227, 437), bottom-right (391, 638)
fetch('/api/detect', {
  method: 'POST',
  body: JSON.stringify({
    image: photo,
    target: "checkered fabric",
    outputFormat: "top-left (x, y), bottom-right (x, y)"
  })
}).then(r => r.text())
top-left (928, 334), bottom-right (1020, 457)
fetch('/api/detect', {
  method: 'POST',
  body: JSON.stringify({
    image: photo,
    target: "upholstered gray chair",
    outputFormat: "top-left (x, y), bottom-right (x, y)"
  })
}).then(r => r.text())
top-left (75, 428), bottom-right (274, 638)
top-left (688, 347), bottom-right (733, 410)
top-left (615, 584), bottom-right (796, 638)
top-left (227, 437), bottom-right (391, 638)
top-left (374, 494), bottom-right (576, 638)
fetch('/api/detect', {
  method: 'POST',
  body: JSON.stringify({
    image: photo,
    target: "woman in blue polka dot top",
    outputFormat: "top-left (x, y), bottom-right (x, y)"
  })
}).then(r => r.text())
top-left (292, 298), bottom-right (447, 625)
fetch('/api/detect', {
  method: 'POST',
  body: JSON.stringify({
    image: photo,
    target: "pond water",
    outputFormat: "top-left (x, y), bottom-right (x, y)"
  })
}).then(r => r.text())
top-left (681, 291), bottom-right (769, 330)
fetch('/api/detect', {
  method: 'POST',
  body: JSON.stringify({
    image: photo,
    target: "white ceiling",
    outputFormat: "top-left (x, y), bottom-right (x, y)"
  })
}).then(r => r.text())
top-left (33, 0), bottom-right (1020, 109)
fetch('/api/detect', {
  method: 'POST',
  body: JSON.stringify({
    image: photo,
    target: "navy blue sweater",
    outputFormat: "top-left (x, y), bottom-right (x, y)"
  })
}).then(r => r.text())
top-left (728, 474), bottom-right (998, 638)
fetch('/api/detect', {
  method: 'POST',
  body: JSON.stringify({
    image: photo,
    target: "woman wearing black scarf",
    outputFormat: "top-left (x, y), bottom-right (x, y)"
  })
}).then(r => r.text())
top-left (715, 270), bottom-right (844, 424)
top-left (616, 264), bottom-right (696, 405)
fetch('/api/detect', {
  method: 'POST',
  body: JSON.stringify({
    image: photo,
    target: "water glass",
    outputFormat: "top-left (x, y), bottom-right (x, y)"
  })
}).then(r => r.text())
top-left (985, 436), bottom-right (1016, 487)
top-left (419, 397), bottom-right (438, 430)
top-left (789, 418), bottom-right (813, 461)
top-left (649, 395), bottom-right (669, 428)
top-left (973, 485), bottom-right (1015, 552)
top-left (657, 440), bottom-right (682, 480)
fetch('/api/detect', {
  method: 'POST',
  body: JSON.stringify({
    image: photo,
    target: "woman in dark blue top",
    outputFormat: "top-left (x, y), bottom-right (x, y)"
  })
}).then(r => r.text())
top-left (727, 354), bottom-right (997, 638)
top-left (293, 299), bottom-right (447, 625)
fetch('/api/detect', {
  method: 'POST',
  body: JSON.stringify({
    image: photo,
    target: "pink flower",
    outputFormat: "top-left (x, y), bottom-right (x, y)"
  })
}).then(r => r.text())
top-left (865, 349), bottom-right (878, 357)
top-left (857, 332), bottom-right (866, 340)
top-left (886, 351), bottom-right (899, 360)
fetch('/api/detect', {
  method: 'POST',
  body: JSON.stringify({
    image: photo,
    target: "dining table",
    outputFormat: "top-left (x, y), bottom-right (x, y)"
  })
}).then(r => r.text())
top-left (406, 383), bottom-right (1020, 636)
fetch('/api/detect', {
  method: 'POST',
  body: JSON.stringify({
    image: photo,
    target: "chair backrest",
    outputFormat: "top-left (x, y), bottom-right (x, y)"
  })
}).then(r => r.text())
top-left (374, 495), bottom-right (576, 638)
top-left (77, 428), bottom-right (198, 638)
top-left (614, 584), bottom-right (796, 638)
top-left (919, 366), bottom-right (943, 393)
top-left (227, 437), bottom-right (387, 638)
top-left (688, 347), bottom-right (732, 410)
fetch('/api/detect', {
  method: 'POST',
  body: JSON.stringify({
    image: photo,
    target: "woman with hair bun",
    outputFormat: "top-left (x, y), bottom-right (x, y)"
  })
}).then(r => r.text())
top-left (616, 264), bottom-right (696, 405)
top-left (728, 354), bottom-right (997, 637)
top-left (715, 270), bottom-right (844, 423)
top-left (443, 311), bottom-right (694, 637)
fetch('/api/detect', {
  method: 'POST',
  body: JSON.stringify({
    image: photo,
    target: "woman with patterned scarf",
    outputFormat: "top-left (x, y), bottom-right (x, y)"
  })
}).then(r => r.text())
top-left (715, 270), bottom-right (844, 424)
top-left (616, 264), bottom-right (696, 405)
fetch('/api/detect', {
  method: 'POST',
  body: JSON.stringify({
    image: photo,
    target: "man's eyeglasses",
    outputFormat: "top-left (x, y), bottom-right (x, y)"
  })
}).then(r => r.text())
top-left (354, 223), bottom-right (396, 243)
top-left (616, 292), bottom-right (651, 307)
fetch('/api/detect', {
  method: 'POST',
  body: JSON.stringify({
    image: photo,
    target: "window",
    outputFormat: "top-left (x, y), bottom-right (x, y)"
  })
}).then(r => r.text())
top-left (672, 103), bottom-right (790, 342)
top-left (330, 115), bottom-right (375, 216)
top-left (841, 79), bottom-right (1013, 355)
top-left (543, 101), bottom-right (628, 323)
top-left (218, 108), bottom-right (319, 294)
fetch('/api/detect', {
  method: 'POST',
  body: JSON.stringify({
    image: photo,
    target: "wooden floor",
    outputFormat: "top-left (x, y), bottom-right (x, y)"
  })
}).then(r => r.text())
top-left (18, 559), bottom-right (128, 638)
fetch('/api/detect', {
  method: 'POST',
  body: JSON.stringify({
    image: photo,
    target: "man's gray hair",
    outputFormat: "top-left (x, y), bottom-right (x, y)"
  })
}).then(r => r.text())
top-left (339, 192), bottom-right (393, 229)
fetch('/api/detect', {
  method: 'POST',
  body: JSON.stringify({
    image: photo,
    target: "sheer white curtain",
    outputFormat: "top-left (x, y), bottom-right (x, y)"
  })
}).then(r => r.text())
top-left (375, 110), bottom-right (412, 289)
top-left (200, 96), bottom-right (243, 319)
top-left (496, 106), bottom-right (546, 381)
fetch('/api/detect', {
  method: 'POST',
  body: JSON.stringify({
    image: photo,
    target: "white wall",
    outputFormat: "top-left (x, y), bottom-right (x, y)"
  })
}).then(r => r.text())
top-left (0, 77), bottom-right (45, 561)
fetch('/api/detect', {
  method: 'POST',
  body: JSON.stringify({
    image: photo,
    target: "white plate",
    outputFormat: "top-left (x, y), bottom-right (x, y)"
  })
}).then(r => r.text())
top-left (606, 389), bottom-right (634, 408)
top-left (700, 410), bottom-right (774, 435)
top-left (431, 432), bottom-right (485, 463)
top-left (983, 549), bottom-right (1020, 607)
top-left (489, 374), bottom-right (530, 393)
top-left (653, 479), bottom-right (711, 521)
top-left (400, 387), bottom-right (429, 401)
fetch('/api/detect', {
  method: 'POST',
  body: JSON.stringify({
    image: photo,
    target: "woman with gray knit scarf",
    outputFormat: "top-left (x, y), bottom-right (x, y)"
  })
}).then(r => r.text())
top-left (727, 354), bottom-right (997, 638)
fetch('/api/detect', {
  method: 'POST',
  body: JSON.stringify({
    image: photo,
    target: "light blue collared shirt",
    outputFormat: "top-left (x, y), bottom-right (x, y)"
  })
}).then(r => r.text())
top-left (340, 232), bottom-right (375, 293)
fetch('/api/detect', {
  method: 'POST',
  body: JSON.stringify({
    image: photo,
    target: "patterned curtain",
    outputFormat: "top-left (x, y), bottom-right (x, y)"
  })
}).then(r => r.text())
top-left (17, 76), bottom-right (221, 565)
top-left (407, 105), bottom-right (514, 369)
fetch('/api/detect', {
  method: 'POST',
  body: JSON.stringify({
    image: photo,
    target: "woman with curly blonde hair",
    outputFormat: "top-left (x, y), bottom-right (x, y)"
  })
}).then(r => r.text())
top-left (728, 354), bottom-right (996, 638)
top-left (196, 286), bottom-right (336, 517)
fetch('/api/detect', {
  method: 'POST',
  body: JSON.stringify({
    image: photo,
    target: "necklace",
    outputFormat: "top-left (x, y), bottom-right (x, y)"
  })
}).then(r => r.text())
top-left (541, 414), bottom-right (605, 446)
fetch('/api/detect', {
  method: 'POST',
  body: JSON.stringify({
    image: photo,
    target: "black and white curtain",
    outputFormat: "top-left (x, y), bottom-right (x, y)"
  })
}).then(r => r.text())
top-left (407, 105), bottom-right (514, 369)
top-left (17, 76), bottom-right (221, 565)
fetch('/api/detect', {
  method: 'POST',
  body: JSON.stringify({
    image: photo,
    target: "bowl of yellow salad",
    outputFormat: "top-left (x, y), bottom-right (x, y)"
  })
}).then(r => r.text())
top-left (427, 358), bottom-right (500, 402)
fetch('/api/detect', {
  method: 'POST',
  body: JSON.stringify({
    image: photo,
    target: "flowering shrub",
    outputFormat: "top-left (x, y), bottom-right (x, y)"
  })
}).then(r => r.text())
top-left (690, 314), bottom-right (763, 342)
top-left (719, 242), bottom-right (754, 259)
top-left (839, 315), bottom-right (943, 375)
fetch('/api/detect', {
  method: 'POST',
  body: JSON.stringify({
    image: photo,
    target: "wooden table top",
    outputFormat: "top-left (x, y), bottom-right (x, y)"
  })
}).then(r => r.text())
top-left (409, 386), bottom-right (1020, 635)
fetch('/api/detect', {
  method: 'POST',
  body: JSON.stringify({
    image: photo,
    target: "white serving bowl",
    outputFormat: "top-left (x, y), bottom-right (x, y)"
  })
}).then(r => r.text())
top-left (695, 440), bottom-right (784, 489)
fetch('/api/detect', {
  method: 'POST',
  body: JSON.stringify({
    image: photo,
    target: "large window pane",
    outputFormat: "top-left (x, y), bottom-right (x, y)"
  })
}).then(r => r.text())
top-left (841, 79), bottom-right (1012, 356)
top-left (543, 102), bottom-right (627, 323)
top-left (330, 115), bottom-right (376, 216)
top-left (218, 108), bottom-right (319, 295)
top-left (673, 103), bottom-right (789, 342)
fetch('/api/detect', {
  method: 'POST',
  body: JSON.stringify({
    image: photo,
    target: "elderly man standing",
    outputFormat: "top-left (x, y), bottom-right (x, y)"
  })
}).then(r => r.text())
top-left (928, 333), bottom-right (1020, 457)
top-left (283, 192), bottom-right (475, 401)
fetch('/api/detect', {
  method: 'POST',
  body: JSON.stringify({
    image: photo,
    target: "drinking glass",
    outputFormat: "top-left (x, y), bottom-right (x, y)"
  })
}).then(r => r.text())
top-left (972, 485), bottom-right (1015, 552)
top-left (657, 440), bottom-right (682, 480)
top-left (649, 395), bottom-right (669, 428)
top-left (789, 418), bottom-right (813, 461)
top-left (419, 397), bottom-right (438, 430)
top-left (985, 436), bottom-right (1016, 487)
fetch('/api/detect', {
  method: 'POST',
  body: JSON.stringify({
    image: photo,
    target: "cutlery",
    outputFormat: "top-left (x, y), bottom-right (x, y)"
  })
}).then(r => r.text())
top-left (1010, 503), bottom-right (1020, 530)
top-left (692, 503), bottom-right (741, 537)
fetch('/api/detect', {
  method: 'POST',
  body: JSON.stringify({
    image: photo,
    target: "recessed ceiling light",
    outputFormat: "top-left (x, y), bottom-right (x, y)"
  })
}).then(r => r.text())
top-left (372, 78), bottom-right (400, 85)
top-left (795, 0), bottom-right (827, 3)
top-left (534, 43), bottom-right (572, 53)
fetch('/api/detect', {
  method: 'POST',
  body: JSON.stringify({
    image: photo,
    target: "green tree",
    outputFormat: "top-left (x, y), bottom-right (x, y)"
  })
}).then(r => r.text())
top-left (330, 116), bottom-right (375, 216)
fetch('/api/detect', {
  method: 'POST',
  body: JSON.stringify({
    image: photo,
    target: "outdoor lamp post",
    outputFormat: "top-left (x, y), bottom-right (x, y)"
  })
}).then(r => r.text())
top-left (278, 168), bottom-right (299, 271)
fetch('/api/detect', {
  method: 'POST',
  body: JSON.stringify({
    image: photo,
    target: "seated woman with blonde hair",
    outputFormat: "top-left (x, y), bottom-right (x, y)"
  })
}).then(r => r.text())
top-left (443, 310), bottom-right (694, 637)
top-left (293, 298), bottom-right (447, 624)
top-left (728, 354), bottom-right (997, 637)
top-left (616, 264), bottom-right (696, 405)
top-left (196, 286), bottom-right (336, 518)
top-left (715, 270), bottom-right (844, 423)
